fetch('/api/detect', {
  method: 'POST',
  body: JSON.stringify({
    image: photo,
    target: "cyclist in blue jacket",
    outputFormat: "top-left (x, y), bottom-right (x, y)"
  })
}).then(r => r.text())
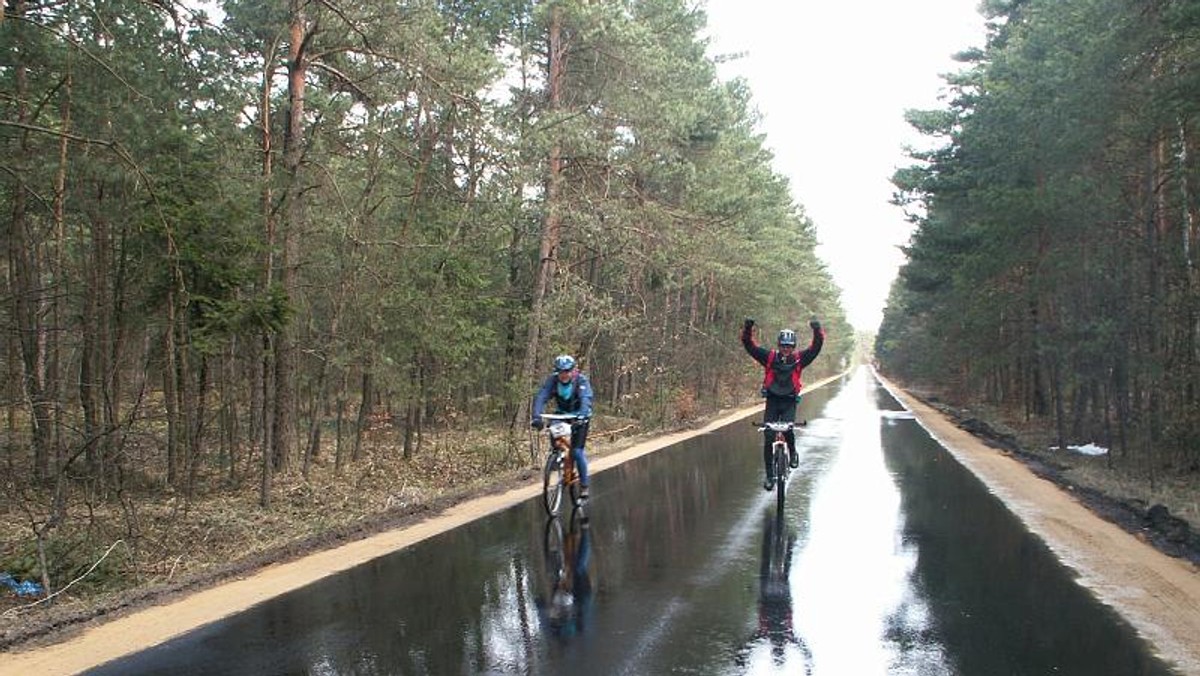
top-left (532, 355), bottom-right (595, 501)
top-left (742, 318), bottom-right (824, 490)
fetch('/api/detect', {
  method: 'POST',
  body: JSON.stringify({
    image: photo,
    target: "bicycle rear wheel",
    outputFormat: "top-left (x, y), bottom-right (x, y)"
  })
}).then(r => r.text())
top-left (543, 452), bottom-right (565, 516)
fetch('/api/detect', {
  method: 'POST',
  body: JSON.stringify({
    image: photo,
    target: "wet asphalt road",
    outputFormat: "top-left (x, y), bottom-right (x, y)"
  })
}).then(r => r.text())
top-left (85, 368), bottom-right (1178, 675)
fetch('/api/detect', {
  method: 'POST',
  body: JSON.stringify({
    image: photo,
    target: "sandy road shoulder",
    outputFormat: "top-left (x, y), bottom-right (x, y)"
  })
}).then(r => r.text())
top-left (877, 371), bottom-right (1200, 675)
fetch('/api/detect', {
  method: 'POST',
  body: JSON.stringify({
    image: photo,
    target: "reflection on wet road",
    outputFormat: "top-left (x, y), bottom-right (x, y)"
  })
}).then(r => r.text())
top-left (86, 368), bottom-right (1178, 675)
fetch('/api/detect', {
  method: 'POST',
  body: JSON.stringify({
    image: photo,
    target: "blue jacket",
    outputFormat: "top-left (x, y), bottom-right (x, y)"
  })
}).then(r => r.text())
top-left (532, 371), bottom-right (594, 420)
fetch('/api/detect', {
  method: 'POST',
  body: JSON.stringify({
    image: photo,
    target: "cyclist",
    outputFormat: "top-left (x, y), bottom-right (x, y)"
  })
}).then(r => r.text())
top-left (531, 354), bottom-right (595, 501)
top-left (741, 317), bottom-right (824, 490)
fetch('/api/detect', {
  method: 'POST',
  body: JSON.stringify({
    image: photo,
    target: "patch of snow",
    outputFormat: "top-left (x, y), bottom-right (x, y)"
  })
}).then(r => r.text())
top-left (1050, 443), bottom-right (1109, 456)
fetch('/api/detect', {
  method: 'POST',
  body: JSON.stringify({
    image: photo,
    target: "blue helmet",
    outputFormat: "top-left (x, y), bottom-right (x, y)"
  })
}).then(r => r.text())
top-left (554, 354), bottom-right (577, 372)
top-left (777, 329), bottom-right (797, 347)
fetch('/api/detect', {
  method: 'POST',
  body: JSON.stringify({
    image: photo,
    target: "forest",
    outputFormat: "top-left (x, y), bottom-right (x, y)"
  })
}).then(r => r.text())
top-left (878, 0), bottom-right (1200, 480)
top-left (0, 0), bottom-right (851, 601)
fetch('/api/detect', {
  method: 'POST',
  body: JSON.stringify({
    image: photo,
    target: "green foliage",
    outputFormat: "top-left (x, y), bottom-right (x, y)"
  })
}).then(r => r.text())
top-left (881, 0), bottom-right (1200, 471)
top-left (0, 0), bottom-right (855, 512)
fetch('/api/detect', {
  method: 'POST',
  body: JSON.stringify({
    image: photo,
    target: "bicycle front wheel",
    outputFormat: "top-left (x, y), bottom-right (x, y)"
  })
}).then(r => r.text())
top-left (775, 445), bottom-right (788, 510)
top-left (543, 453), bottom-right (565, 516)
top-left (544, 516), bottom-right (565, 569)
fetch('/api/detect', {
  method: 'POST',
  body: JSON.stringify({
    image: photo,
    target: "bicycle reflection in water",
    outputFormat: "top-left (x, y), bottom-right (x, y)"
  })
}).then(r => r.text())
top-left (538, 510), bottom-right (594, 638)
top-left (735, 511), bottom-right (813, 673)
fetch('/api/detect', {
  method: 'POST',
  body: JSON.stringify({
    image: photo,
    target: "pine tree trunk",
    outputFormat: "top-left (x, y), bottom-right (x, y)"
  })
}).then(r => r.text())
top-left (519, 4), bottom-right (567, 463)
top-left (7, 0), bottom-right (53, 481)
top-left (353, 370), bottom-right (372, 463)
top-left (257, 30), bottom-right (278, 508)
top-left (272, 0), bottom-right (307, 476)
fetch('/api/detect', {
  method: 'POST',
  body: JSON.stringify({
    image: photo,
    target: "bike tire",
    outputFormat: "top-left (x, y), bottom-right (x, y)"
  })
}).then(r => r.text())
top-left (543, 453), bottom-right (565, 516)
top-left (544, 515), bottom-right (566, 572)
top-left (775, 444), bottom-right (787, 511)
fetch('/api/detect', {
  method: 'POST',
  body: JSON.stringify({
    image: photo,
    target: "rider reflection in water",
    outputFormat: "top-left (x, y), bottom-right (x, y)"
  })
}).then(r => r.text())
top-left (737, 513), bottom-right (813, 671)
top-left (540, 516), bottom-right (593, 638)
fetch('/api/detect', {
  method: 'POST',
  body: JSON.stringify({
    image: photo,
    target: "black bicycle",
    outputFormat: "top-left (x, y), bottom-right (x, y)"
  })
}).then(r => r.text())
top-left (754, 420), bottom-right (806, 510)
top-left (539, 413), bottom-right (587, 516)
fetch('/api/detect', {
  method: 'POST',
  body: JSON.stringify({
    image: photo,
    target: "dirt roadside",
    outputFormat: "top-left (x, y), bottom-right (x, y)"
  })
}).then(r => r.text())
top-left (875, 372), bottom-right (1200, 675)
top-left (3, 372), bottom-right (1199, 675)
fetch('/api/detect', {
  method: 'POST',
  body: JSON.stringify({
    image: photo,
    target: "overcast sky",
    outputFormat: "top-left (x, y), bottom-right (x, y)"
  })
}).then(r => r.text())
top-left (702, 0), bottom-right (989, 331)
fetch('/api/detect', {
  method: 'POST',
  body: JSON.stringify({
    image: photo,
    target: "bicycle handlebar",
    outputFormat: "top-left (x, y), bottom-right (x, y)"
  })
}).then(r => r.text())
top-left (539, 413), bottom-right (589, 424)
top-left (751, 420), bottom-right (807, 432)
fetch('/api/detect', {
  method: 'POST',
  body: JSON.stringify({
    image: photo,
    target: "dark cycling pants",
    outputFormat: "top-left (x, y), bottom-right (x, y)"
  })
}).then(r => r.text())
top-left (571, 421), bottom-right (591, 487)
top-left (762, 397), bottom-right (796, 477)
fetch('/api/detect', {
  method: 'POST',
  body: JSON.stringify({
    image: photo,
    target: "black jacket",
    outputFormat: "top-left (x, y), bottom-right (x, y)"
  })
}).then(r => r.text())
top-left (741, 324), bottom-right (824, 399)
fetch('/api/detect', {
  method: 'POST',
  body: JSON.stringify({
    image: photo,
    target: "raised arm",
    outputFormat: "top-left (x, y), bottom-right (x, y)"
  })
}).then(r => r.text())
top-left (741, 318), bottom-right (770, 366)
top-left (798, 319), bottom-right (824, 367)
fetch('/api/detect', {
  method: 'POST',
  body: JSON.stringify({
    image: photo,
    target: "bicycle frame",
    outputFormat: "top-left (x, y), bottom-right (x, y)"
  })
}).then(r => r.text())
top-left (553, 424), bottom-right (577, 486)
top-left (540, 413), bottom-right (585, 516)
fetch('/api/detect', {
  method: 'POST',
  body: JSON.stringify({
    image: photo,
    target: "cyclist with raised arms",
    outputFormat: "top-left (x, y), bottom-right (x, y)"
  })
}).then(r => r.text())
top-left (532, 355), bottom-right (595, 502)
top-left (741, 317), bottom-right (824, 490)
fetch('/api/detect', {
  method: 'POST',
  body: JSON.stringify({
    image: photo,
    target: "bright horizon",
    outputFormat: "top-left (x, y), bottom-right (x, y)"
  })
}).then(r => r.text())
top-left (703, 0), bottom-right (989, 332)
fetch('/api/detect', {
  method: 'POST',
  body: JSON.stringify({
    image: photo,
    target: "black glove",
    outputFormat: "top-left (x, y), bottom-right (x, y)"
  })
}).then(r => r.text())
top-left (531, 419), bottom-right (544, 431)
top-left (809, 318), bottom-right (821, 331)
top-left (743, 317), bottom-right (755, 330)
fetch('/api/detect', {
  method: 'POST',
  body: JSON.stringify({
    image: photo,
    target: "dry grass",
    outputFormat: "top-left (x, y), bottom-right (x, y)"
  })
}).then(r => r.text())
top-left (1060, 457), bottom-right (1200, 527)
top-left (926, 396), bottom-right (1200, 530)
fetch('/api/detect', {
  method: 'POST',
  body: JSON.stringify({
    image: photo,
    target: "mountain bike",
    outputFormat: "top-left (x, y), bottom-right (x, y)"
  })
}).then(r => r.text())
top-left (754, 420), bottom-right (806, 510)
top-left (540, 413), bottom-right (587, 516)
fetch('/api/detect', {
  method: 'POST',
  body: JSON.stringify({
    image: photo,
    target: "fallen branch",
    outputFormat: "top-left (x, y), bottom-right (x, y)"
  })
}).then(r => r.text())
top-left (2, 540), bottom-right (126, 617)
top-left (595, 423), bottom-right (637, 438)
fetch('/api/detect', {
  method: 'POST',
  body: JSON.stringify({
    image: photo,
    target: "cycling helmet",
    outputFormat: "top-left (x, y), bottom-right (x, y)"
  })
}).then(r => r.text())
top-left (554, 354), bottom-right (577, 372)
top-left (777, 329), bottom-right (797, 347)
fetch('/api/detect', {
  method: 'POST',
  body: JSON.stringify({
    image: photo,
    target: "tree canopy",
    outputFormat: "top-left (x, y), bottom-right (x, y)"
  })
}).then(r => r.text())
top-left (879, 0), bottom-right (1200, 475)
top-left (0, 0), bottom-right (850, 590)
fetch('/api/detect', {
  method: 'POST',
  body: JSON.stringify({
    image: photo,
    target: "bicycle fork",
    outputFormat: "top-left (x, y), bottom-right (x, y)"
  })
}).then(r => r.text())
top-left (775, 433), bottom-right (792, 480)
